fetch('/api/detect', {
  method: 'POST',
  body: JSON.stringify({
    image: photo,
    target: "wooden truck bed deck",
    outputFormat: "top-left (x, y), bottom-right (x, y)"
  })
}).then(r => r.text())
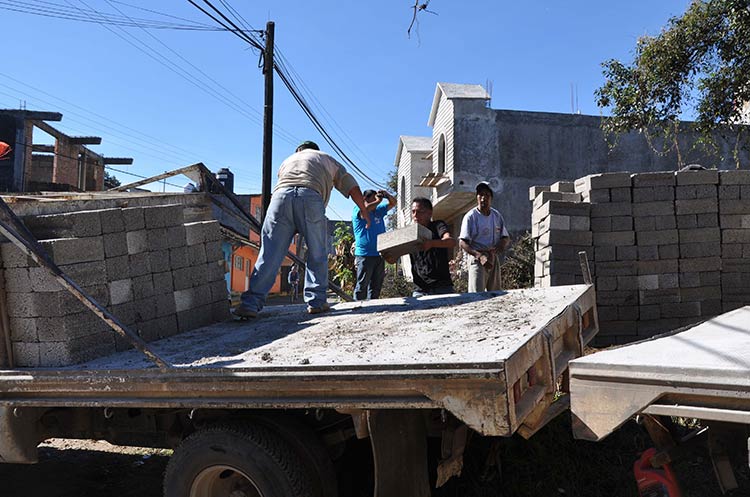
top-left (0, 285), bottom-right (597, 437)
top-left (570, 306), bottom-right (750, 441)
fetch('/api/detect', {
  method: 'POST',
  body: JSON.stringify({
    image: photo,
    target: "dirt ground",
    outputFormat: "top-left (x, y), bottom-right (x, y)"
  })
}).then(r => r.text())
top-left (3, 416), bottom-right (749, 497)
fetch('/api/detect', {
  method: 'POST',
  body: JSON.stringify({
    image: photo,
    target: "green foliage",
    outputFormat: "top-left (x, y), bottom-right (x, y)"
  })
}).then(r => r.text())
top-left (103, 171), bottom-right (121, 189)
top-left (500, 232), bottom-right (535, 290)
top-left (379, 263), bottom-right (412, 298)
top-left (596, 0), bottom-right (750, 167)
top-left (329, 222), bottom-right (355, 294)
top-left (385, 164), bottom-right (399, 230)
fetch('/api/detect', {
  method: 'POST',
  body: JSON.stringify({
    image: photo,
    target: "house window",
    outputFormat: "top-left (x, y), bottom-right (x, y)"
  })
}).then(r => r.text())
top-left (234, 256), bottom-right (244, 270)
top-left (437, 134), bottom-right (446, 174)
top-left (400, 176), bottom-right (406, 210)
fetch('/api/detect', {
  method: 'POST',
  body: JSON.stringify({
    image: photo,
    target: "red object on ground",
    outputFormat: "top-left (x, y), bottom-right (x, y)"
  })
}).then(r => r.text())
top-left (0, 141), bottom-right (10, 160)
top-left (634, 448), bottom-right (683, 497)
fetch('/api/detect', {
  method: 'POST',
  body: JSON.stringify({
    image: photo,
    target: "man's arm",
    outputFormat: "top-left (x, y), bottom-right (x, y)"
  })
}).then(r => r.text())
top-left (423, 231), bottom-right (456, 250)
top-left (495, 236), bottom-right (511, 252)
top-left (379, 190), bottom-right (397, 210)
top-left (349, 186), bottom-right (371, 228)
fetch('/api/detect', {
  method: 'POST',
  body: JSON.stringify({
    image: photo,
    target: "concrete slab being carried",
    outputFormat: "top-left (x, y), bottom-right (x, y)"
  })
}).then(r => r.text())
top-left (570, 306), bottom-right (750, 441)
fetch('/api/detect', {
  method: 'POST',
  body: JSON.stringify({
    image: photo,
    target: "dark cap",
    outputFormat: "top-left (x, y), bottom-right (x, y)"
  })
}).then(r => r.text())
top-left (363, 189), bottom-right (377, 199)
top-left (476, 181), bottom-right (493, 197)
top-left (296, 140), bottom-right (320, 152)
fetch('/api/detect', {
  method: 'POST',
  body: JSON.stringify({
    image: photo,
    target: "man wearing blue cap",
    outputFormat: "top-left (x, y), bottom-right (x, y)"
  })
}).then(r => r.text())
top-left (233, 141), bottom-right (370, 318)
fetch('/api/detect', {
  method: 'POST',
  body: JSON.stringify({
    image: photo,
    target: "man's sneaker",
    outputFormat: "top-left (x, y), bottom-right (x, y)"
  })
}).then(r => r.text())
top-left (307, 303), bottom-right (330, 315)
top-left (232, 305), bottom-right (258, 319)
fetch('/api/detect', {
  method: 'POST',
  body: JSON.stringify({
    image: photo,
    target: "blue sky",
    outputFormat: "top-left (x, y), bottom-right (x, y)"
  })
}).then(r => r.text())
top-left (0, 0), bottom-right (691, 219)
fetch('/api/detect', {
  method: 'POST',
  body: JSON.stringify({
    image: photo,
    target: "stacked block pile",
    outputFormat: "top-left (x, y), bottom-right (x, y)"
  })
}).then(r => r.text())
top-left (531, 170), bottom-right (750, 345)
top-left (1, 203), bottom-right (229, 367)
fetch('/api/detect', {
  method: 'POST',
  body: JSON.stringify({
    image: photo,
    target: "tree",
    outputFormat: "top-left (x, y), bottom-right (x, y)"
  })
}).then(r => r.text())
top-left (103, 170), bottom-right (121, 189)
top-left (385, 165), bottom-right (399, 229)
top-left (596, 0), bottom-right (750, 167)
top-left (329, 222), bottom-right (355, 294)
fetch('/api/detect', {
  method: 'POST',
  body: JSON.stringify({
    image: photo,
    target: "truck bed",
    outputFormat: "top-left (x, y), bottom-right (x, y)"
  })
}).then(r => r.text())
top-left (0, 285), bottom-right (597, 436)
top-left (570, 306), bottom-right (750, 441)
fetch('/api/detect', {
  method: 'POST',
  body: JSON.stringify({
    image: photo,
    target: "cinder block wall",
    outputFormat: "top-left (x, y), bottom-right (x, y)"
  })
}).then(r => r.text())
top-left (1, 202), bottom-right (230, 367)
top-left (531, 170), bottom-right (750, 346)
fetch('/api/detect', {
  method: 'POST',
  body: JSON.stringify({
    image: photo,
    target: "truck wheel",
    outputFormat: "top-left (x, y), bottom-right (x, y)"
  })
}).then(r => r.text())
top-left (164, 423), bottom-right (314, 497)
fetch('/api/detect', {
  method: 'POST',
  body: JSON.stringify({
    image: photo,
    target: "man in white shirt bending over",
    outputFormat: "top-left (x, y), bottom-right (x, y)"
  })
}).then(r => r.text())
top-left (459, 182), bottom-right (511, 292)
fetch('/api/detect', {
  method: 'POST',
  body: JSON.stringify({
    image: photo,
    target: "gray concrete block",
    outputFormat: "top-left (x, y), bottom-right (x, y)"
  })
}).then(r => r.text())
top-left (103, 232), bottom-right (128, 258)
top-left (132, 275), bottom-right (155, 300)
top-left (6, 292), bottom-right (65, 318)
top-left (166, 226), bottom-right (187, 249)
top-left (596, 290), bottom-right (637, 306)
top-left (152, 271), bottom-right (174, 294)
top-left (722, 229), bottom-right (750, 244)
top-left (536, 245), bottom-right (593, 261)
top-left (680, 242), bottom-right (721, 258)
top-left (176, 305), bottom-right (212, 332)
top-left (632, 187), bottom-right (655, 203)
top-left (533, 191), bottom-right (581, 209)
top-left (169, 246), bottom-right (189, 270)
top-left (618, 306), bottom-right (639, 321)
top-left (638, 246), bottom-right (659, 261)
top-left (700, 271), bottom-right (720, 286)
top-left (146, 228), bottom-right (169, 251)
top-left (655, 215), bottom-right (677, 230)
top-left (722, 258), bottom-right (750, 273)
top-left (570, 216), bottom-right (590, 231)
top-left (10, 317), bottom-right (37, 342)
top-left (190, 264), bottom-right (209, 287)
top-left (593, 231), bottom-right (634, 246)
top-left (206, 260), bottom-right (225, 282)
top-left (639, 289), bottom-right (681, 305)
top-left (610, 187), bottom-right (631, 203)
top-left (612, 216), bottom-right (633, 231)
top-left (719, 198), bottom-right (750, 214)
top-left (205, 241), bottom-right (223, 262)
top-left (99, 208), bottom-right (125, 234)
top-left (126, 230), bottom-right (149, 255)
top-left (0, 243), bottom-right (32, 269)
top-left (594, 246), bottom-right (616, 261)
top-left (719, 170), bottom-right (750, 185)
top-left (106, 255), bottom-right (130, 280)
top-left (719, 185), bottom-right (740, 199)
top-left (696, 213), bottom-right (718, 228)
top-left (109, 279), bottom-right (133, 305)
top-left (742, 185), bottom-right (750, 199)
top-left (596, 261), bottom-right (635, 276)
top-left (24, 210), bottom-right (102, 239)
top-left (12, 342), bottom-right (40, 367)
top-left (676, 214), bottom-right (697, 229)
top-left (591, 217), bottom-right (612, 232)
top-left (632, 201), bottom-right (674, 217)
top-left (653, 186), bottom-right (675, 201)
top-left (676, 198), bottom-right (718, 215)
top-left (188, 244), bottom-right (207, 266)
top-left (680, 256), bottom-right (721, 272)
top-left (722, 244), bottom-right (743, 258)
top-left (616, 245), bottom-right (638, 261)
top-left (4, 268), bottom-right (31, 293)
top-left (122, 207), bottom-right (145, 231)
top-left (640, 304), bottom-right (660, 320)
top-left (172, 267), bottom-right (193, 291)
top-left (638, 259), bottom-right (679, 275)
top-left (144, 204), bottom-right (185, 229)
top-left (675, 169), bottom-right (718, 185)
top-left (550, 181), bottom-right (576, 193)
top-left (590, 202), bottom-right (632, 218)
top-left (659, 273), bottom-right (679, 289)
top-left (661, 302), bottom-right (701, 318)
top-left (537, 230), bottom-right (592, 247)
top-left (59, 260), bottom-right (107, 287)
top-left (154, 292), bottom-right (176, 318)
top-left (659, 244), bottom-right (680, 260)
top-left (210, 280), bottom-right (228, 302)
top-left (616, 275), bottom-right (638, 290)
top-left (110, 301), bottom-right (136, 326)
top-left (679, 228), bottom-right (720, 243)
top-left (637, 274), bottom-right (659, 290)
top-left (596, 277), bottom-right (617, 291)
top-left (528, 185), bottom-right (550, 201)
top-left (128, 253), bottom-right (151, 277)
top-left (637, 319), bottom-right (681, 337)
top-left (133, 297), bottom-right (158, 322)
top-left (634, 217), bottom-right (656, 232)
top-left (36, 312), bottom-right (107, 341)
top-left (148, 249), bottom-right (170, 271)
top-left (212, 300), bottom-right (230, 322)
top-left (38, 331), bottom-right (115, 367)
top-left (184, 221), bottom-right (208, 245)
top-left (532, 200), bottom-right (590, 223)
top-left (575, 172), bottom-right (632, 191)
top-left (637, 230), bottom-right (678, 246)
top-left (632, 171), bottom-right (675, 187)
top-left (377, 223), bottom-right (433, 258)
top-left (719, 214), bottom-right (750, 229)
top-left (581, 189), bottom-right (610, 203)
top-left (41, 237), bottom-right (105, 265)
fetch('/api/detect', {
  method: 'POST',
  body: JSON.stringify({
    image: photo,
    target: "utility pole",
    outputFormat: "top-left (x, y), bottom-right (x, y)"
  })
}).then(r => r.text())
top-left (261, 21), bottom-right (275, 223)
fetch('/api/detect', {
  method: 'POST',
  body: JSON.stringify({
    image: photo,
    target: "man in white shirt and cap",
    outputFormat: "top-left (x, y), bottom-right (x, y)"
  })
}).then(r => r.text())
top-left (459, 182), bottom-right (510, 292)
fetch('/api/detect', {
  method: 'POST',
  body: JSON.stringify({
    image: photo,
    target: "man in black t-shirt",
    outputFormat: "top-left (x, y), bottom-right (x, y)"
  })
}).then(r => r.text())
top-left (408, 197), bottom-right (457, 296)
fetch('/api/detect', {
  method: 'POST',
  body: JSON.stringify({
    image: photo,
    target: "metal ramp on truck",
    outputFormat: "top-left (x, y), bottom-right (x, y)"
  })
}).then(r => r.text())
top-left (570, 306), bottom-right (750, 441)
top-left (0, 285), bottom-right (597, 438)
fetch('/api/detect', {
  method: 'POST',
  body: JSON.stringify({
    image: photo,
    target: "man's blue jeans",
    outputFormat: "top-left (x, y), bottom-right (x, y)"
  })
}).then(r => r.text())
top-left (354, 255), bottom-right (385, 300)
top-left (240, 187), bottom-right (328, 312)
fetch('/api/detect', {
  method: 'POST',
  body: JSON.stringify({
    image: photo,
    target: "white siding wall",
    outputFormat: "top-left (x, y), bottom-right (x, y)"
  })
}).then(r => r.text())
top-left (397, 151), bottom-right (412, 228)
top-left (432, 95), bottom-right (455, 203)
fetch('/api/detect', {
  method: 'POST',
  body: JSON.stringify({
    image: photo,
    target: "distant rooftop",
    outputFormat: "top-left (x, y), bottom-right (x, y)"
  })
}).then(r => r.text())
top-left (428, 82), bottom-right (491, 127)
top-left (394, 135), bottom-right (432, 165)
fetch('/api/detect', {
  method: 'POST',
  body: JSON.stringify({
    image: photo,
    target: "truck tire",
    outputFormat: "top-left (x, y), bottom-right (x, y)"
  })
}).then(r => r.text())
top-left (252, 415), bottom-right (339, 497)
top-left (164, 423), bottom-right (315, 497)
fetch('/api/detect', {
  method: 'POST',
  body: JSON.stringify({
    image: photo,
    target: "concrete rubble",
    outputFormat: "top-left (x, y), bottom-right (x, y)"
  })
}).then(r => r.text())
top-left (530, 169), bottom-right (750, 346)
top-left (0, 194), bottom-right (230, 367)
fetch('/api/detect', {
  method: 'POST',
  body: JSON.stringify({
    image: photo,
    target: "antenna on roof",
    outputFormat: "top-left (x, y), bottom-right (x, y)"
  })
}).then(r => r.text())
top-left (576, 84), bottom-right (580, 114)
top-left (570, 83), bottom-right (574, 114)
top-left (486, 79), bottom-right (493, 107)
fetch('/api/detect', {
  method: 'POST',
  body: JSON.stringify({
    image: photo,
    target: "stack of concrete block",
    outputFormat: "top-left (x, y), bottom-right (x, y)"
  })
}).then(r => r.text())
top-left (575, 173), bottom-right (637, 338)
top-left (530, 181), bottom-right (591, 287)
top-left (719, 170), bottom-right (750, 311)
top-left (1, 202), bottom-right (229, 367)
